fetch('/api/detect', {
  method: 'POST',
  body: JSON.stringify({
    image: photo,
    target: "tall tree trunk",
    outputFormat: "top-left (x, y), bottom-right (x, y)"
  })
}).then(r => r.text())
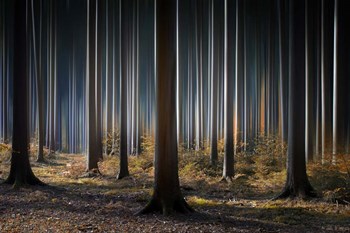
top-left (86, 0), bottom-right (100, 173)
top-left (31, 0), bottom-right (45, 162)
top-left (223, 0), bottom-right (235, 181)
top-left (333, 0), bottom-right (350, 163)
top-left (5, 0), bottom-right (44, 188)
top-left (96, 0), bottom-right (103, 161)
top-left (210, 0), bottom-right (218, 166)
top-left (117, 0), bottom-right (130, 179)
top-left (277, 0), bottom-right (315, 198)
top-left (138, 0), bottom-right (193, 215)
top-left (305, 0), bottom-right (316, 163)
top-left (321, 0), bottom-right (334, 164)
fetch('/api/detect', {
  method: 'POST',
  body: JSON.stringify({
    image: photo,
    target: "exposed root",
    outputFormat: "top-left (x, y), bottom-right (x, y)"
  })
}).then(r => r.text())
top-left (137, 197), bottom-right (195, 216)
top-left (274, 186), bottom-right (317, 200)
top-left (4, 175), bottom-right (46, 189)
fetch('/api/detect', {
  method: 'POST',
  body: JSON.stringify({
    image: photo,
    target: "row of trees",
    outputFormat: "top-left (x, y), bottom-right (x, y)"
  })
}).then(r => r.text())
top-left (2, 0), bottom-right (349, 163)
top-left (1, 0), bottom-right (349, 214)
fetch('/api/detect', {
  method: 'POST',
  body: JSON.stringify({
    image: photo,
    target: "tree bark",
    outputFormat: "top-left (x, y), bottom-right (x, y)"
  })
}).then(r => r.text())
top-left (333, 0), bottom-right (350, 162)
top-left (210, 0), bottom-right (218, 166)
top-left (138, 0), bottom-right (193, 215)
top-left (86, 0), bottom-right (100, 173)
top-left (5, 0), bottom-right (44, 188)
top-left (117, 0), bottom-right (130, 179)
top-left (31, 0), bottom-right (45, 162)
top-left (222, 0), bottom-right (235, 181)
top-left (277, 0), bottom-right (315, 199)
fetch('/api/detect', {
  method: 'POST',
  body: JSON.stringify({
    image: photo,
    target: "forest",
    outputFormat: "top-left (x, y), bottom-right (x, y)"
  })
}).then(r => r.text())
top-left (0, 0), bottom-right (349, 232)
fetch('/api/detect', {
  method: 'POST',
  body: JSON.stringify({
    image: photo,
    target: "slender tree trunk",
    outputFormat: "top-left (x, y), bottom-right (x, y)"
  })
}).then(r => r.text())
top-left (31, 0), bottom-right (45, 162)
top-left (86, 0), bottom-right (100, 173)
top-left (117, 0), bottom-right (130, 179)
top-left (96, 0), bottom-right (104, 161)
top-left (305, 0), bottom-right (316, 163)
top-left (210, 0), bottom-right (218, 166)
top-left (222, 0), bottom-right (235, 181)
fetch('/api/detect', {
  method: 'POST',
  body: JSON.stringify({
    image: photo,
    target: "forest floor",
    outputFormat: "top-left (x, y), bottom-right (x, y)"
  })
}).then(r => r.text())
top-left (0, 144), bottom-right (350, 232)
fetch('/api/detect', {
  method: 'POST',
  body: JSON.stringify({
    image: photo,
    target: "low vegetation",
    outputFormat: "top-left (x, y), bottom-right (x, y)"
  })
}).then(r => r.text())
top-left (0, 136), bottom-right (349, 232)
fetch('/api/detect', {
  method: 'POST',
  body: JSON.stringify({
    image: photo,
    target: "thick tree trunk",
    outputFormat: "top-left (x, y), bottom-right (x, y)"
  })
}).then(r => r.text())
top-left (277, 0), bottom-right (315, 199)
top-left (5, 0), bottom-right (44, 188)
top-left (138, 0), bottom-right (193, 215)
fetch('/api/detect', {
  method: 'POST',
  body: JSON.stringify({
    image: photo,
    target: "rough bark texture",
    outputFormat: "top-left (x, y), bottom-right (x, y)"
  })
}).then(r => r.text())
top-left (117, 0), bottom-right (129, 180)
top-left (5, 0), bottom-right (44, 188)
top-left (138, 0), bottom-right (193, 215)
top-left (277, 0), bottom-right (315, 199)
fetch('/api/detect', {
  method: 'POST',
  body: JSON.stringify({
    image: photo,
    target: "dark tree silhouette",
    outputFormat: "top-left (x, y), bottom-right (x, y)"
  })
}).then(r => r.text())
top-left (96, 0), bottom-right (104, 162)
top-left (4, 0), bottom-right (44, 188)
top-left (277, 0), bottom-right (316, 199)
top-left (333, 0), bottom-right (350, 161)
top-left (138, 0), bottom-right (194, 215)
top-left (222, 0), bottom-right (235, 181)
top-left (117, 0), bottom-right (130, 180)
top-left (86, 0), bottom-right (101, 173)
top-left (31, 0), bottom-right (46, 163)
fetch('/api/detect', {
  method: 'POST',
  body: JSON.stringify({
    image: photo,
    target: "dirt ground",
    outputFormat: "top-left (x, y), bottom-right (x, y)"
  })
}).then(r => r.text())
top-left (0, 153), bottom-right (349, 233)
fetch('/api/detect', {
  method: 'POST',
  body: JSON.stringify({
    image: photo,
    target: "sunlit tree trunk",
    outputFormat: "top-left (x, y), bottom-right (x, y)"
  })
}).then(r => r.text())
top-left (139, 0), bottom-right (193, 215)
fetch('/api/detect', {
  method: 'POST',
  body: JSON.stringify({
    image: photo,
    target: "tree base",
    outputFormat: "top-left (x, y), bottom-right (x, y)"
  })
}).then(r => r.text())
top-left (220, 176), bottom-right (234, 183)
top-left (137, 196), bottom-right (195, 216)
top-left (80, 169), bottom-right (101, 178)
top-left (116, 172), bottom-right (130, 180)
top-left (274, 185), bottom-right (317, 200)
top-left (3, 174), bottom-right (45, 189)
top-left (36, 157), bottom-right (48, 163)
